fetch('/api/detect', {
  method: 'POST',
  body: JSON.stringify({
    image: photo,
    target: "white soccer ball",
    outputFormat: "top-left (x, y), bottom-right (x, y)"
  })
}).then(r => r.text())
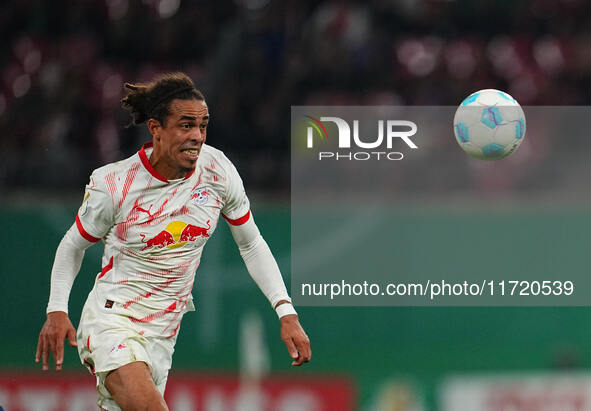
top-left (453, 89), bottom-right (526, 160)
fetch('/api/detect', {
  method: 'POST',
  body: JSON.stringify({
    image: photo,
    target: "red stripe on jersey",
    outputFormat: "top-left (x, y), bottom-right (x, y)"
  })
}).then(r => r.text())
top-left (124, 257), bottom-right (192, 308)
top-left (86, 335), bottom-right (92, 353)
top-left (117, 194), bottom-right (149, 241)
top-left (105, 172), bottom-right (117, 200)
top-left (99, 256), bottom-right (114, 279)
top-left (123, 291), bottom-right (153, 309)
top-left (75, 214), bottom-right (101, 243)
top-left (168, 321), bottom-right (181, 338)
top-left (222, 210), bottom-right (251, 226)
top-left (129, 301), bottom-right (177, 323)
top-left (119, 162), bottom-right (141, 207)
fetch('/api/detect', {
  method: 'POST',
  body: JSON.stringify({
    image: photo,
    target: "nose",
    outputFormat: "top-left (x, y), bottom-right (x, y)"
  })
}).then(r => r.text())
top-left (191, 127), bottom-right (205, 143)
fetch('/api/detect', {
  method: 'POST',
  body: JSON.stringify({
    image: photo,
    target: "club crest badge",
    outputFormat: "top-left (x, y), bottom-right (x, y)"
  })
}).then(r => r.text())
top-left (79, 191), bottom-right (90, 216)
top-left (191, 187), bottom-right (210, 206)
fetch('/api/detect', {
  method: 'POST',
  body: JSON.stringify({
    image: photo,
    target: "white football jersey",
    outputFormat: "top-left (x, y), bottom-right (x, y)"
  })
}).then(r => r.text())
top-left (76, 142), bottom-right (250, 337)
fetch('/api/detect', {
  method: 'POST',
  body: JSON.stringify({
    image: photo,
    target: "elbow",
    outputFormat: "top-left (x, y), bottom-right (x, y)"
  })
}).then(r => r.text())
top-left (239, 234), bottom-right (265, 260)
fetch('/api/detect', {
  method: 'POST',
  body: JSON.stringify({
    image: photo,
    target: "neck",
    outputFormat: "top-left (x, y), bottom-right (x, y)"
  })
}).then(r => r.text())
top-left (150, 154), bottom-right (187, 180)
top-left (148, 144), bottom-right (188, 180)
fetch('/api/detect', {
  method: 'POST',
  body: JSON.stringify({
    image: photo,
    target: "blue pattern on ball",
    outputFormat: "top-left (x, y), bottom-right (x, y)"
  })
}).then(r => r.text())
top-left (515, 118), bottom-right (525, 139)
top-left (455, 122), bottom-right (470, 143)
top-left (461, 92), bottom-right (480, 106)
top-left (481, 107), bottom-right (503, 128)
top-left (497, 91), bottom-right (515, 102)
top-left (482, 143), bottom-right (505, 158)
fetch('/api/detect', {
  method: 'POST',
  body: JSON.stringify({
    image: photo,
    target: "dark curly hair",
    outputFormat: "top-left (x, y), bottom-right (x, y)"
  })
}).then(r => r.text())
top-left (120, 72), bottom-right (205, 127)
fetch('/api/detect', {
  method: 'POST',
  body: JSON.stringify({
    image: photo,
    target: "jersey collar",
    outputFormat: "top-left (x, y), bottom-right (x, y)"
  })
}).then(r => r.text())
top-left (138, 142), bottom-right (196, 183)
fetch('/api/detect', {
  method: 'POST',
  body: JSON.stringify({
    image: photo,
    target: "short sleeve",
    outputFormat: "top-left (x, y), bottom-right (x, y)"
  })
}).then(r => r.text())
top-left (221, 161), bottom-right (251, 226)
top-left (75, 173), bottom-right (115, 242)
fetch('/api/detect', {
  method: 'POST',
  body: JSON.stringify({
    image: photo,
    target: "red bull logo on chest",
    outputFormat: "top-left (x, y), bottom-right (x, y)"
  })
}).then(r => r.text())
top-left (140, 220), bottom-right (211, 251)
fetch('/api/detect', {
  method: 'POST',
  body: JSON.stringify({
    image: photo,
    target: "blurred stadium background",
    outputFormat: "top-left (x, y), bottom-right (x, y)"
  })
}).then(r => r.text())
top-left (2, 0), bottom-right (591, 410)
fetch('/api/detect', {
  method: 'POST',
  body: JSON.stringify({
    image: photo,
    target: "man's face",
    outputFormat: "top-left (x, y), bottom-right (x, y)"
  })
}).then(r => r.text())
top-left (153, 99), bottom-right (209, 177)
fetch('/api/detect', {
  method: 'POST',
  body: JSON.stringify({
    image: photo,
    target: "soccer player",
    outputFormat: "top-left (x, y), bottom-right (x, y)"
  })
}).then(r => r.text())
top-left (35, 72), bottom-right (310, 410)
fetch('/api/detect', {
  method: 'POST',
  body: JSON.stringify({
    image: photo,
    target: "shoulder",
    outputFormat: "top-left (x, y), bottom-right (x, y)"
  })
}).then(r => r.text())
top-left (198, 144), bottom-right (245, 198)
top-left (200, 144), bottom-right (232, 165)
top-left (88, 152), bottom-right (141, 185)
top-left (199, 144), bottom-right (240, 175)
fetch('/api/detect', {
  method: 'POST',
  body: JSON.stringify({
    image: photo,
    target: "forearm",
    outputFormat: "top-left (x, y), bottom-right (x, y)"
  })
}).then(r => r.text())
top-left (46, 223), bottom-right (93, 314)
top-left (241, 235), bottom-right (290, 306)
top-left (229, 216), bottom-right (296, 317)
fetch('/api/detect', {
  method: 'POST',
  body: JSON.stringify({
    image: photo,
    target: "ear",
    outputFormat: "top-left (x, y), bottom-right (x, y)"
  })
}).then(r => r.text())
top-left (147, 119), bottom-right (162, 141)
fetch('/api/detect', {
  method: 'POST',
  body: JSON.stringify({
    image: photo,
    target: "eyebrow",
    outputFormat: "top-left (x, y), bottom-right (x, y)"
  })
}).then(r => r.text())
top-left (179, 115), bottom-right (210, 121)
top-left (179, 115), bottom-right (196, 121)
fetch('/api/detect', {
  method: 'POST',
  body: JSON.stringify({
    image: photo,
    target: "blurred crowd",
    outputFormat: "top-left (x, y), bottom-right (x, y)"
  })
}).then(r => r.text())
top-left (1, 0), bottom-right (591, 193)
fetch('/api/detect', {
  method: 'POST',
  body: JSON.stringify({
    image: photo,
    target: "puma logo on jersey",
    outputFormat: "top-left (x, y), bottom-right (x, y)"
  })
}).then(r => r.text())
top-left (135, 205), bottom-right (153, 217)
